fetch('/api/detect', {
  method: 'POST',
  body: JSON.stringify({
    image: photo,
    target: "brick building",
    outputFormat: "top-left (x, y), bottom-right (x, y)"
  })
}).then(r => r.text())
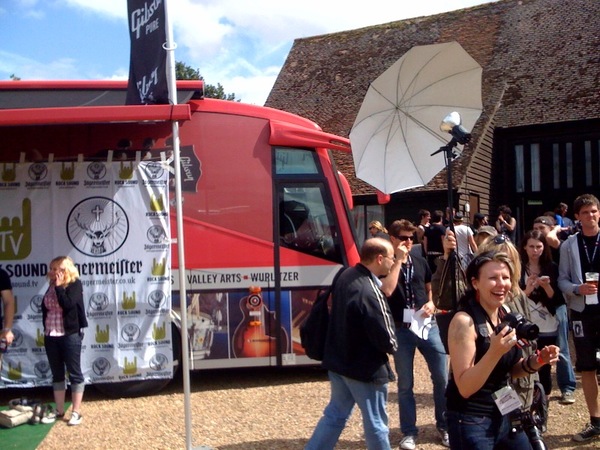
top-left (265, 0), bottom-right (600, 238)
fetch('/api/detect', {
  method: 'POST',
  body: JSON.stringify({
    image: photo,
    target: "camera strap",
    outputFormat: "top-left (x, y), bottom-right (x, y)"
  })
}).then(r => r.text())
top-left (467, 298), bottom-right (492, 338)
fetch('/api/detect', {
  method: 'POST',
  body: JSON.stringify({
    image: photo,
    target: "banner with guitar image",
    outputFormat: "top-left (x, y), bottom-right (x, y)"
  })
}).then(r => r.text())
top-left (0, 160), bottom-right (172, 387)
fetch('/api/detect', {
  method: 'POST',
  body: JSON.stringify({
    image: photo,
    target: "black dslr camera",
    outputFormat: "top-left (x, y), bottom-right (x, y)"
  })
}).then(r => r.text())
top-left (495, 312), bottom-right (539, 341)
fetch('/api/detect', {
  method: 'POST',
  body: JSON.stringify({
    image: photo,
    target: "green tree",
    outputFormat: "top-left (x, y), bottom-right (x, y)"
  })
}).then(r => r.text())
top-left (175, 61), bottom-right (238, 101)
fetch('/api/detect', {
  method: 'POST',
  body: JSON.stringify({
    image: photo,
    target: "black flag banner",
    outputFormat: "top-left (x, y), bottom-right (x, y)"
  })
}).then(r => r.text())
top-left (126, 0), bottom-right (169, 105)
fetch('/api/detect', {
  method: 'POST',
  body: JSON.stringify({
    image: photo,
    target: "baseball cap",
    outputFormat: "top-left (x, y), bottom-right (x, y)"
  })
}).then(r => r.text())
top-left (476, 225), bottom-right (498, 237)
top-left (533, 216), bottom-right (555, 226)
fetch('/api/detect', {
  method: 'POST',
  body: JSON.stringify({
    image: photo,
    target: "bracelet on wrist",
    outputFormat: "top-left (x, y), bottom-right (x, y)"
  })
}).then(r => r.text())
top-left (521, 358), bottom-right (536, 374)
top-left (525, 354), bottom-right (539, 373)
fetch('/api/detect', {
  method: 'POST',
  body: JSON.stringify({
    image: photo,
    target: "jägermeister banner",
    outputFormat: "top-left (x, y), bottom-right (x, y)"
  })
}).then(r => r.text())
top-left (0, 160), bottom-right (173, 387)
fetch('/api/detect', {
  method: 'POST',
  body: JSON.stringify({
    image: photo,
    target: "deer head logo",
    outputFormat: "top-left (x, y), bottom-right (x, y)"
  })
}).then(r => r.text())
top-left (67, 197), bottom-right (129, 257)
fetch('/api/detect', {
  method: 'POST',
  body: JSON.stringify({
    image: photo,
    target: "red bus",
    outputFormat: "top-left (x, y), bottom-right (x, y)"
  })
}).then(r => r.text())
top-left (0, 80), bottom-right (359, 396)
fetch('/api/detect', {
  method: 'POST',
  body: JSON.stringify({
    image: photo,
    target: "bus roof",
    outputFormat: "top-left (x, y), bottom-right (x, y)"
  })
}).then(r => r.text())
top-left (0, 80), bottom-right (351, 152)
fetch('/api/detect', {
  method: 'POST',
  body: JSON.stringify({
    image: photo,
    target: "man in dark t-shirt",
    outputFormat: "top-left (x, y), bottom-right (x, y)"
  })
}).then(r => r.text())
top-left (423, 210), bottom-right (446, 273)
top-left (382, 219), bottom-right (449, 449)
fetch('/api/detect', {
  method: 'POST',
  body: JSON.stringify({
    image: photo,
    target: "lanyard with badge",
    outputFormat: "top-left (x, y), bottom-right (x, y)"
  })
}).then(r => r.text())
top-left (492, 384), bottom-right (522, 415)
top-left (581, 233), bottom-right (600, 305)
top-left (402, 256), bottom-right (416, 324)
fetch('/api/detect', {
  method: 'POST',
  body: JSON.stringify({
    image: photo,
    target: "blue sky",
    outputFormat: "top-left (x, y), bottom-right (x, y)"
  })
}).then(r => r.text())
top-left (1, 0), bottom-right (497, 105)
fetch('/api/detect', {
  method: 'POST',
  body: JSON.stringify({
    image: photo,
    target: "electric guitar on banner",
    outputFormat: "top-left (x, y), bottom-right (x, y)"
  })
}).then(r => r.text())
top-left (232, 286), bottom-right (289, 358)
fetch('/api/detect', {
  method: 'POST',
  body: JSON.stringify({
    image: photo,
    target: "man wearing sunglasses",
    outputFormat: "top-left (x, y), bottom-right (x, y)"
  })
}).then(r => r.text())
top-left (381, 219), bottom-right (449, 449)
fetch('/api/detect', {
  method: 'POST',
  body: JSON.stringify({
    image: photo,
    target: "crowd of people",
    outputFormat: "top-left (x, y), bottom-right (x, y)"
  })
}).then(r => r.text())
top-left (308, 195), bottom-right (600, 449)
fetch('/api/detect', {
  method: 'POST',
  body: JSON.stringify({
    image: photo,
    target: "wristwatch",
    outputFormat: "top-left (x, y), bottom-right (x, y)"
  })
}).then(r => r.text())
top-left (573, 285), bottom-right (579, 295)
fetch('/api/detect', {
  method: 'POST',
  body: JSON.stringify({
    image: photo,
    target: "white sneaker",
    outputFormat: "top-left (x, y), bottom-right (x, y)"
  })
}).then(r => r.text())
top-left (399, 435), bottom-right (416, 450)
top-left (68, 411), bottom-right (82, 426)
top-left (560, 391), bottom-right (576, 405)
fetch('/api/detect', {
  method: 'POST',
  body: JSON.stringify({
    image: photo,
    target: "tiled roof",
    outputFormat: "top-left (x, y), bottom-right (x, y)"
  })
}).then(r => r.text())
top-left (265, 0), bottom-right (600, 196)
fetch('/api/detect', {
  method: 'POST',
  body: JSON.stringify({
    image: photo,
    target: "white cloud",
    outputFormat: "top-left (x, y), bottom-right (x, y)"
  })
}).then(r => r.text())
top-left (6, 0), bottom-right (497, 104)
top-left (0, 50), bottom-right (80, 79)
top-left (62, 0), bottom-right (125, 19)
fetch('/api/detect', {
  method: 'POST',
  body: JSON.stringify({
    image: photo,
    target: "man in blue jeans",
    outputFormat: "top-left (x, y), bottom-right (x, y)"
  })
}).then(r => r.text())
top-left (305, 238), bottom-right (398, 450)
top-left (382, 220), bottom-right (449, 450)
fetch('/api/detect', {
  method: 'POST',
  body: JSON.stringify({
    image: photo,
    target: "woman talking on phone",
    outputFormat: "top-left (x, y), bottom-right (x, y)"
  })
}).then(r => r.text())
top-left (445, 251), bottom-right (559, 449)
top-left (42, 256), bottom-right (88, 425)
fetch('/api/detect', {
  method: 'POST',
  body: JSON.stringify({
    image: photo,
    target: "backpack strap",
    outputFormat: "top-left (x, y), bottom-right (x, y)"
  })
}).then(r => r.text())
top-left (328, 266), bottom-right (346, 293)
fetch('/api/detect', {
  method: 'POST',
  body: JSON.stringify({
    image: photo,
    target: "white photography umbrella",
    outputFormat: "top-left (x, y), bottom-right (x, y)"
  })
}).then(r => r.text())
top-left (350, 41), bottom-right (483, 194)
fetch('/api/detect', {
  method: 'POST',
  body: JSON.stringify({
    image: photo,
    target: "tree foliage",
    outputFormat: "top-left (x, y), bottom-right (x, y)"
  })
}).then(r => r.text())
top-left (175, 61), bottom-right (238, 101)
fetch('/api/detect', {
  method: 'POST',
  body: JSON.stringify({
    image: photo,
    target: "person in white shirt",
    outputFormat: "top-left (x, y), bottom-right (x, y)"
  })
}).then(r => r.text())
top-left (451, 213), bottom-right (477, 269)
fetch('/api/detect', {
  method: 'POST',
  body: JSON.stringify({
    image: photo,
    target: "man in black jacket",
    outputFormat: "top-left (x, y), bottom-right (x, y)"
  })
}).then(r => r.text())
top-left (305, 237), bottom-right (398, 450)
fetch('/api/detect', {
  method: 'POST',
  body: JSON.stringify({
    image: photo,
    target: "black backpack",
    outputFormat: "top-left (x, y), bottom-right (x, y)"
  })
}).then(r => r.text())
top-left (300, 268), bottom-right (345, 361)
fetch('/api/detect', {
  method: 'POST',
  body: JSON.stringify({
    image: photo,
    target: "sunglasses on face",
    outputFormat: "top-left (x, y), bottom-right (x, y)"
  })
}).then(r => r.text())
top-left (396, 235), bottom-right (413, 242)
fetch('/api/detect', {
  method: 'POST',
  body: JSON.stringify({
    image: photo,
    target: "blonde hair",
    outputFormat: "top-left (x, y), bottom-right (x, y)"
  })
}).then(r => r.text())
top-left (476, 237), bottom-right (521, 294)
top-left (369, 220), bottom-right (387, 233)
top-left (47, 256), bottom-right (80, 285)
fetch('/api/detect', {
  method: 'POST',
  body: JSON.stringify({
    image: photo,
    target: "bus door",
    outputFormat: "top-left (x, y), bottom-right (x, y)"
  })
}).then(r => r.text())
top-left (274, 147), bottom-right (346, 365)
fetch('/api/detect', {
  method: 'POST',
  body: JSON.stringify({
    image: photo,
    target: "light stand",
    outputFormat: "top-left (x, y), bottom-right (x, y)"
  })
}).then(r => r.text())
top-left (430, 112), bottom-right (472, 311)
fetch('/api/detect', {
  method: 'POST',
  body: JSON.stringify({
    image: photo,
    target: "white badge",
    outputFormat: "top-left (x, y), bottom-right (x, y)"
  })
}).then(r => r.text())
top-left (403, 308), bottom-right (414, 324)
top-left (492, 385), bottom-right (522, 416)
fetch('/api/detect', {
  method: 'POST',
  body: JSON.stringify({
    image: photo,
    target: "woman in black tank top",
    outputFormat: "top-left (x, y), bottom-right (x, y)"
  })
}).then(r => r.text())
top-left (445, 251), bottom-right (559, 449)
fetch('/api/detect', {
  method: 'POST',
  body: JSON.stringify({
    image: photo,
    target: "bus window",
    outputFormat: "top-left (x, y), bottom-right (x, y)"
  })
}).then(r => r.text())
top-left (279, 186), bottom-right (340, 262)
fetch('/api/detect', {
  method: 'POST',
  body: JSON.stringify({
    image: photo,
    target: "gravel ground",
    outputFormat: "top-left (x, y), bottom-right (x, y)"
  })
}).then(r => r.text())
top-left (1, 353), bottom-right (599, 449)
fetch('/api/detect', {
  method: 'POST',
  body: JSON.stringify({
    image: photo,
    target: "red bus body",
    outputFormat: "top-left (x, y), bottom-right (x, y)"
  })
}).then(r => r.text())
top-left (0, 80), bottom-right (359, 374)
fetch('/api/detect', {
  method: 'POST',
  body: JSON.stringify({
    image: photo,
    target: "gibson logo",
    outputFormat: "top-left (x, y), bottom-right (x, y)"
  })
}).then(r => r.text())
top-left (130, 0), bottom-right (163, 40)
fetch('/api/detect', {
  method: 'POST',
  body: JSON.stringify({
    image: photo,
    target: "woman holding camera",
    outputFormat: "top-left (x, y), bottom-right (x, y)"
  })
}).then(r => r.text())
top-left (446, 251), bottom-right (559, 449)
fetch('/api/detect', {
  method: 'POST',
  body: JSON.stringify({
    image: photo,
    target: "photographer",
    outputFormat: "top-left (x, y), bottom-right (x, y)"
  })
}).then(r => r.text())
top-left (446, 251), bottom-right (559, 449)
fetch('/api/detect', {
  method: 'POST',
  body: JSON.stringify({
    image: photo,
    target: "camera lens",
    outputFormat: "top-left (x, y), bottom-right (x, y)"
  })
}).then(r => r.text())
top-left (495, 313), bottom-right (539, 341)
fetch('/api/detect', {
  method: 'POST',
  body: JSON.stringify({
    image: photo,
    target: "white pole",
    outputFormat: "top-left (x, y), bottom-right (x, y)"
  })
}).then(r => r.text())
top-left (163, 2), bottom-right (211, 450)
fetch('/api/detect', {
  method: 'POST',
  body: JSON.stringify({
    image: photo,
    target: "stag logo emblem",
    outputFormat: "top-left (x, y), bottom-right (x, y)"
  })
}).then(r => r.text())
top-left (121, 323), bottom-right (141, 342)
top-left (11, 329), bottom-right (24, 348)
top-left (87, 162), bottom-right (107, 180)
top-left (92, 357), bottom-right (111, 376)
top-left (89, 292), bottom-right (109, 312)
top-left (28, 163), bottom-right (48, 181)
top-left (149, 353), bottom-right (168, 371)
top-left (146, 225), bottom-right (167, 244)
top-left (34, 361), bottom-right (51, 379)
top-left (67, 197), bottom-right (129, 257)
top-left (148, 290), bottom-right (166, 309)
top-left (29, 295), bottom-right (43, 314)
top-left (143, 162), bottom-right (164, 179)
